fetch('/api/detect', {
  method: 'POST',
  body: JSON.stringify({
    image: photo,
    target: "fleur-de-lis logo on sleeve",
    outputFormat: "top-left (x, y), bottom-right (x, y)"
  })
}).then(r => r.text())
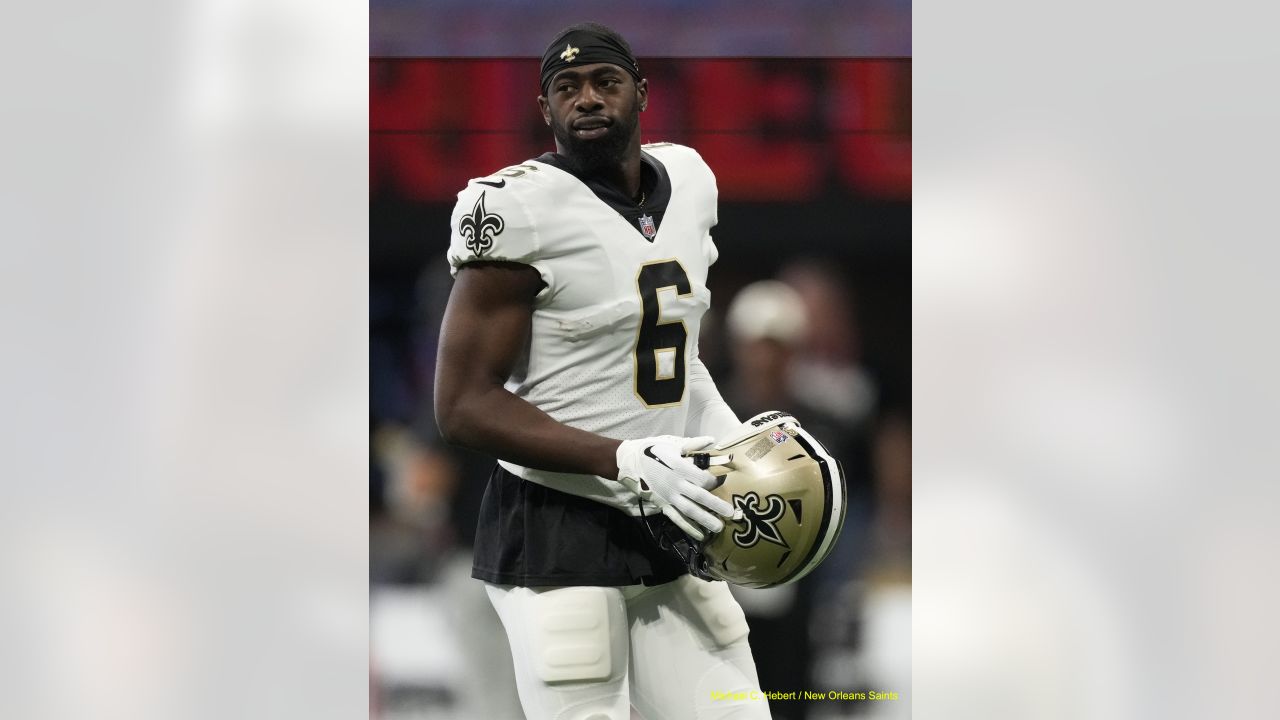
top-left (731, 492), bottom-right (790, 549)
top-left (458, 192), bottom-right (505, 256)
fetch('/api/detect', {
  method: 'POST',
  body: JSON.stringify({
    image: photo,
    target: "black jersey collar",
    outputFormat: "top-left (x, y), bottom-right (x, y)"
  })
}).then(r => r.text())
top-left (534, 150), bottom-right (672, 241)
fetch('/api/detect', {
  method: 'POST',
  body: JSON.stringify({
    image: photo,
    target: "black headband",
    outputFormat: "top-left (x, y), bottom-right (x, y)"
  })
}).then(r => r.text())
top-left (539, 28), bottom-right (641, 95)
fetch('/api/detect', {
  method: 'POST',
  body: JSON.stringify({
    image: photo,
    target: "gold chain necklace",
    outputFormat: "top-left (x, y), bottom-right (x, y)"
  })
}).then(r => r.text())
top-left (638, 190), bottom-right (647, 208)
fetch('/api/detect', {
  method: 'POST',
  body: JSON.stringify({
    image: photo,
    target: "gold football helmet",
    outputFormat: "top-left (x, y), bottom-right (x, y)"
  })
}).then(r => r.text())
top-left (647, 411), bottom-right (848, 588)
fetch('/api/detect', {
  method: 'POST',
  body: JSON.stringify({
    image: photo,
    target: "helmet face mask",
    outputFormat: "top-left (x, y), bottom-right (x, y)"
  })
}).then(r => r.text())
top-left (680, 412), bottom-right (848, 588)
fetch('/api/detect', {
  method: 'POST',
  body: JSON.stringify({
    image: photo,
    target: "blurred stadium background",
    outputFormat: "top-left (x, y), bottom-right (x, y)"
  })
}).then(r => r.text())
top-left (369, 13), bottom-right (910, 717)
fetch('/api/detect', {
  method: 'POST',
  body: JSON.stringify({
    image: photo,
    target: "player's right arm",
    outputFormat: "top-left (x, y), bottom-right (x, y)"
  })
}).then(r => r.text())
top-left (433, 260), bottom-right (622, 479)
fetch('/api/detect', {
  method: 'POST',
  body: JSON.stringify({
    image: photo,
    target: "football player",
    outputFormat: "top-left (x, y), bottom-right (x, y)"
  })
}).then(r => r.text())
top-left (434, 22), bottom-right (772, 720)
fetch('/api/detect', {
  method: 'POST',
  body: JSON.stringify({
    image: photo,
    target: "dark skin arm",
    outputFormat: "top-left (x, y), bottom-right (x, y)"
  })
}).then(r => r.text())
top-left (434, 261), bottom-right (622, 479)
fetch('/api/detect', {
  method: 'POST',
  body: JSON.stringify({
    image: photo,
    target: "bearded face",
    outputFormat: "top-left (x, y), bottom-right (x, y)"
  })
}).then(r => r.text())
top-left (541, 63), bottom-right (646, 175)
top-left (550, 105), bottom-right (638, 174)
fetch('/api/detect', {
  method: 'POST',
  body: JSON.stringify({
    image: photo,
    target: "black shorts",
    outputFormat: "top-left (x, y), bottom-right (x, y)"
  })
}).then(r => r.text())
top-left (471, 464), bottom-right (688, 587)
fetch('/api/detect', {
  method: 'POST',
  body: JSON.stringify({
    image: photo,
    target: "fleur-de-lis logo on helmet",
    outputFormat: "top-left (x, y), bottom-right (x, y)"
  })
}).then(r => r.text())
top-left (458, 192), bottom-right (505, 257)
top-left (731, 492), bottom-right (790, 549)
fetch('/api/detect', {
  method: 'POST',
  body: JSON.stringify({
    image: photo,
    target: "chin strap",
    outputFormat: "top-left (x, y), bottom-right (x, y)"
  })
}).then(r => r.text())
top-left (637, 450), bottom-right (740, 582)
top-left (638, 497), bottom-right (715, 581)
top-left (689, 452), bottom-right (736, 485)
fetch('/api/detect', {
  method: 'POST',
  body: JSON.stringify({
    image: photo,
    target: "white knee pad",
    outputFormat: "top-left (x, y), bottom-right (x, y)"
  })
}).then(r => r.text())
top-left (674, 575), bottom-right (751, 649)
top-left (529, 587), bottom-right (617, 684)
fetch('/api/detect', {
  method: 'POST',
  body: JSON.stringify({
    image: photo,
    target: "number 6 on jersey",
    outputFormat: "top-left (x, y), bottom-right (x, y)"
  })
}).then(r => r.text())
top-left (634, 260), bottom-right (692, 407)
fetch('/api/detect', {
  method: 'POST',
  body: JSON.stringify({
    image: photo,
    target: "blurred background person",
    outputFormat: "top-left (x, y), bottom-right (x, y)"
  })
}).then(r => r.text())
top-left (778, 260), bottom-right (879, 436)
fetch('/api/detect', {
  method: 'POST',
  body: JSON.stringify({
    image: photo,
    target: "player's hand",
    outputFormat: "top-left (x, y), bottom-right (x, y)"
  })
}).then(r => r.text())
top-left (616, 436), bottom-right (737, 541)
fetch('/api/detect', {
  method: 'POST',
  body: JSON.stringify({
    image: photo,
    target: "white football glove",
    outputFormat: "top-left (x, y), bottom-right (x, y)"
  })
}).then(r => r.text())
top-left (616, 435), bottom-right (737, 541)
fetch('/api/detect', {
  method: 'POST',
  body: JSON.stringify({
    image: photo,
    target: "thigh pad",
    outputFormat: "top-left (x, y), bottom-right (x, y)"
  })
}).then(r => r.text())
top-left (529, 587), bottom-right (617, 684)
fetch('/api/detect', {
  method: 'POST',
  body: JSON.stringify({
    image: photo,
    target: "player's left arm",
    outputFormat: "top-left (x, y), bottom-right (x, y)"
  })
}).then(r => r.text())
top-left (684, 163), bottom-right (740, 442)
top-left (684, 353), bottom-right (741, 441)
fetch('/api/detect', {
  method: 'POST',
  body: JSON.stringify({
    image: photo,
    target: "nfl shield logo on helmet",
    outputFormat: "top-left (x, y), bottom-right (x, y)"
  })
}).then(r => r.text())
top-left (638, 214), bottom-right (657, 238)
top-left (769, 429), bottom-right (788, 445)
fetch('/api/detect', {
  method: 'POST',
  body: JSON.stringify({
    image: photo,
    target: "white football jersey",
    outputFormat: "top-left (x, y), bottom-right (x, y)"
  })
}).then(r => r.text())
top-left (446, 143), bottom-right (720, 514)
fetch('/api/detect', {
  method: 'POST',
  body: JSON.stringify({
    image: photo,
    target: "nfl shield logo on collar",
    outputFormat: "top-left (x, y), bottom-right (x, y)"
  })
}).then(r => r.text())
top-left (638, 214), bottom-right (657, 239)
